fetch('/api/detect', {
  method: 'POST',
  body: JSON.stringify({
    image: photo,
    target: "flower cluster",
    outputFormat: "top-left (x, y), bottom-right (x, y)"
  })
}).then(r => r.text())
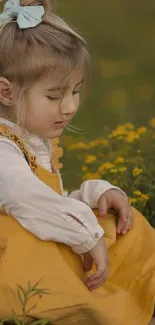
top-left (64, 119), bottom-right (155, 226)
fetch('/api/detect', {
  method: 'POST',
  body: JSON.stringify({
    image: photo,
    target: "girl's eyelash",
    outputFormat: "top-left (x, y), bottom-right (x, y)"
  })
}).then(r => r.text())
top-left (73, 90), bottom-right (80, 95)
top-left (47, 96), bottom-right (59, 100)
top-left (47, 91), bottom-right (80, 100)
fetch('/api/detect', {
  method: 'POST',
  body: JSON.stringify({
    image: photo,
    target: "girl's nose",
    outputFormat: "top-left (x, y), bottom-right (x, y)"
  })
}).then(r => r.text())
top-left (61, 95), bottom-right (78, 116)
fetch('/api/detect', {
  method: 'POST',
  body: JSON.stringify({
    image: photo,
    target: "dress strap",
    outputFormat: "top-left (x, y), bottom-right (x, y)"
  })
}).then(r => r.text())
top-left (0, 124), bottom-right (63, 174)
top-left (0, 124), bottom-right (37, 175)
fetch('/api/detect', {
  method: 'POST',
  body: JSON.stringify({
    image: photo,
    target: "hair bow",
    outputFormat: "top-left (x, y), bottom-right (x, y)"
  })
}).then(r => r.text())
top-left (0, 0), bottom-right (44, 29)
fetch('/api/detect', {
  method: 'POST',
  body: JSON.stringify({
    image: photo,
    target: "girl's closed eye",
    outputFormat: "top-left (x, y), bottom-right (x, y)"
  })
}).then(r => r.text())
top-left (46, 91), bottom-right (61, 101)
top-left (73, 90), bottom-right (80, 95)
top-left (47, 90), bottom-right (80, 100)
top-left (47, 95), bottom-right (60, 101)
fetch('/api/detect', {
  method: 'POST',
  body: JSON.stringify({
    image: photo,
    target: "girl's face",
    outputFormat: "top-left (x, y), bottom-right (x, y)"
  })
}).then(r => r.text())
top-left (24, 68), bottom-right (83, 139)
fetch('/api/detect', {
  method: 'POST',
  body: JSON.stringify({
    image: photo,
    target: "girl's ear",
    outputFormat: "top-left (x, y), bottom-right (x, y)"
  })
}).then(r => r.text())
top-left (0, 77), bottom-right (13, 106)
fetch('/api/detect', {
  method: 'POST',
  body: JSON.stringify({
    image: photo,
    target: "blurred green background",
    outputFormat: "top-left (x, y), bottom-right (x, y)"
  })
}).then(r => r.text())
top-left (57, 0), bottom-right (155, 190)
top-left (58, 0), bottom-right (155, 138)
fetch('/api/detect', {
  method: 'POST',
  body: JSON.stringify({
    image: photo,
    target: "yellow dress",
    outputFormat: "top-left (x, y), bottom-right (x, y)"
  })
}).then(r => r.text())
top-left (0, 123), bottom-right (155, 325)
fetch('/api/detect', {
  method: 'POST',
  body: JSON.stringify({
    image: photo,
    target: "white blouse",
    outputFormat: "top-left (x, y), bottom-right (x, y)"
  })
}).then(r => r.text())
top-left (0, 118), bottom-right (120, 254)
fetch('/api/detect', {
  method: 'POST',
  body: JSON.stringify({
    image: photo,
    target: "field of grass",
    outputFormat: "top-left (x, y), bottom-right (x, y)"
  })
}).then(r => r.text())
top-left (59, 0), bottom-right (155, 134)
top-left (58, 0), bottom-right (155, 197)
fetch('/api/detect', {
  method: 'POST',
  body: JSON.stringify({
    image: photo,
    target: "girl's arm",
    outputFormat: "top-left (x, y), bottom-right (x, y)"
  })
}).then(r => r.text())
top-left (69, 179), bottom-right (125, 208)
top-left (0, 140), bottom-right (103, 255)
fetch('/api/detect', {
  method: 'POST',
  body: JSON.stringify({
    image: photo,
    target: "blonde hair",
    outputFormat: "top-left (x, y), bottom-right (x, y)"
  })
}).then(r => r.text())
top-left (0, 0), bottom-right (90, 121)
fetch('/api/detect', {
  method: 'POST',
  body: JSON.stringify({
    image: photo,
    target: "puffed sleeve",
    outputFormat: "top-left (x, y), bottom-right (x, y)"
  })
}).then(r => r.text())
top-left (0, 139), bottom-right (104, 255)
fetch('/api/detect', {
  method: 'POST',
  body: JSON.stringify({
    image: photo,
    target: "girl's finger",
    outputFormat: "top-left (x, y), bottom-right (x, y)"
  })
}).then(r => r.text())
top-left (121, 209), bottom-right (133, 235)
top-left (98, 195), bottom-right (108, 216)
top-left (118, 202), bottom-right (129, 222)
top-left (116, 217), bottom-right (127, 234)
top-left (87, 269), bottom-right (109, 291)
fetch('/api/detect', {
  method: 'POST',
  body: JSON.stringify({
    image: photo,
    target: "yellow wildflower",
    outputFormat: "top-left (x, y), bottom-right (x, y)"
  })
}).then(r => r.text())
top-left (133, 168), bottom-right (143, 177)
top-left (134, 190), bottom-right (142, 196)
top-left (133, 190), bottom-right (149, 201)
top-left (99, 139), bottom-right (109, 146)
top-left (125, 132), bottom-right (140, 143)
top-left (85, 172), bottom-right (100, 180)
top-left (124, 123), bottom-right (135, 130)
top-left (115, 157), bottom-right (124, 164)
top-left (84, 154), bottom-right (96, 164)
top-left (110, 168), bottom-right (118, 174)
top-left (136, 126), bottom-right (147, 135)
top-left (129, 198), bottom-right (138, 204)
top-left (98, 162), bottom-right (114, 174)
top-left (138, 194), bottom-right (149, 201)
top-left (89, 139), bottom-right (109, 148)
top-left (110, 125), bottom-right (127, 138)
top-left (82, 166), bottom-right (88, 172)
top-left (118, 167), bottom-right (127, 172)
top-left (137, 149), bottom-right (141, 154)
top-left (69, 142), bottom-right (87, 151)
top-left (88, 140), bottom-right (99, 148)
top-left (149, 118), bottom-right (155, 128)
top-left (110, 123), bottom-right (135, 138)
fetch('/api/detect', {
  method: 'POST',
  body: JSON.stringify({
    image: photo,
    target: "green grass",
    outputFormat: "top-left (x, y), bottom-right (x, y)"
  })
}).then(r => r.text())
top-left (0, 279), bottom-right (50, 325)
top-left (57, 0), bottom-right (155, 190)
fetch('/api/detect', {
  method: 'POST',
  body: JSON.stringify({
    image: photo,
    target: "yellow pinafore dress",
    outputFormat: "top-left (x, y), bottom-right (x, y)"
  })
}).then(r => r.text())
top-left (0, 123), bottom-right (155, 325)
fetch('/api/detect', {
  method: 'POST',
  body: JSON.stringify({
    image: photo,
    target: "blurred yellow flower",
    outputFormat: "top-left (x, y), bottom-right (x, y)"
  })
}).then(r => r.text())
top-left (82, 166), bottom-right (88, 172)
top-left (125, 132), bottom-right (140, 143)
top-left (133, 168), bottom-right (143, 177)
top-left (89, 139), bottom-right (109, 148)
top-left (88, 140), bottom-right (98, 148)
top-left (110, 125), bottom-right (127, 137)
top-left (134, 190), bottom-right (142, 196)
top-left (149, 118), bottom-right (155, 128)
top-left (98, 162), bottom-right (114, 174)
top-left (100, 139), bottom-right (109, 146)
top-left (110, 168), bottom-right (118, 174)
top-left (117, 136), bottom-right (124, 140)
top-left (109, 123), bottom-right (135, 139)
top-left (69, 142), bottom-right (88, 151)
top-left (115, 157), bottom-right (124, 164)
top-left (137, 149), bottom-right (141, 154)
top-left (136, 126), bottom-right (147, 135)
top-left (124, 123), bottom-right (135, 130)
top-left (84, 154), bottom-right (97, 164)
top-left (129, 198), bottom-right (138, 204)
top-left (85, 172), bottom-right (100, 180)
top-left (133, 190), bottom-right (149, 201)
top-left (118, 167), bottom-right (127, 172)
top-left (138, 195), bottom-right (149, 202)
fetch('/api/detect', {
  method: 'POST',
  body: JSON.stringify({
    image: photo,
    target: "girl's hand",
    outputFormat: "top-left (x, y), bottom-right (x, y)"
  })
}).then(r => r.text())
top-left (83, 237), bottom-right (109, 291)
top-left (98, 189), bottom-right (133, 235)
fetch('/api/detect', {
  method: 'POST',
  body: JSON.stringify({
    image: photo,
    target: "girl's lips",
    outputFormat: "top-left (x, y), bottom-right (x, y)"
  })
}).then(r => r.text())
top-left (54, 121), bottom-right (66, 128)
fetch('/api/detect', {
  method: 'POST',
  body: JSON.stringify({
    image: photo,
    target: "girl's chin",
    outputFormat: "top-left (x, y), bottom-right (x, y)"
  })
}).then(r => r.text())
top-left (34, 126), bottom-right (65, 139)
top-left (46, 128), bottom-right (64, 139)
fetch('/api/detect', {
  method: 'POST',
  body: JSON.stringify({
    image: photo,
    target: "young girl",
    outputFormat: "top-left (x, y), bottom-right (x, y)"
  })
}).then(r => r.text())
top-left (0, 0), bottom-right (155, 324)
